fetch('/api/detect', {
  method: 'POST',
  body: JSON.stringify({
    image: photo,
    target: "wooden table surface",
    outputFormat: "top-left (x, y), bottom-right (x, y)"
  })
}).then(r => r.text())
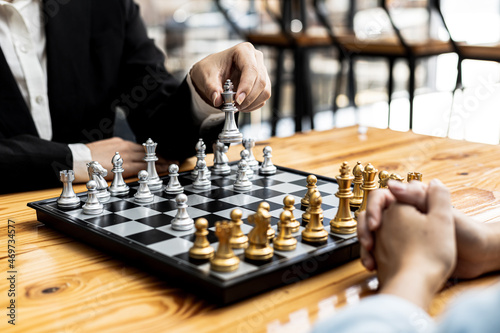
top-left (2, 126), bottom-right (500, 332)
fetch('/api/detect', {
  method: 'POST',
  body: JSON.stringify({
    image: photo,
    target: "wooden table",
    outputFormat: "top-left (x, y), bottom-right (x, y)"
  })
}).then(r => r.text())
top-left (2, 126), bottom-right (500, 332)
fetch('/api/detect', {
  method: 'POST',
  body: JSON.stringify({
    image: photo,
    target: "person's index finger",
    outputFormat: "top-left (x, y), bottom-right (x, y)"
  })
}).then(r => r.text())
top-left (366, 189), bottom-right (395, 231)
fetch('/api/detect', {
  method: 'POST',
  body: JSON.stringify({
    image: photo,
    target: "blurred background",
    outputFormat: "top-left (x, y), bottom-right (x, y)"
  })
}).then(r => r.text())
top-left (134, 0), bottom-right (500, 145)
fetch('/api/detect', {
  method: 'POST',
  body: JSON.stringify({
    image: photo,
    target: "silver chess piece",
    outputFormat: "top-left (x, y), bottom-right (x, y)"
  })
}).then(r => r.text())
top-left (134, 170), bottom-right (154, 203)
top-left (171, 193), bottom-right (194, 231)
top-left (243, 138), bottom-right (259, 170)
top-left (87, 161), bottom-right (110, 202)
top-left (109, 152), bottom-right (130, 196)
top-left (165, 164), bottom-right (184, 195)
top-left (212, 140), bottom-right (231, 175)
top-left (83, 180), bottom-right (104, 215)
top-left (218, 79), bottom-right (243, 144)
top-left (234, 159), bottom-right (253, 191)
top-left (259, 146), bottom-right (277, 175)
top-left (193, 160), bottom-right (211, 190)
top-left (57, 170), bottom-right (80, 209)
top-left (143, 138), bottom-right (163, 191)
top-left (191, 138), bottom-right (211, 179)
top-left (239, 149), bottom-right (254, 179)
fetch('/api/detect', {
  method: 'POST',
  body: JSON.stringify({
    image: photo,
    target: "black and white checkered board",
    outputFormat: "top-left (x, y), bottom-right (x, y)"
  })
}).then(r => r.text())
top-left (28, 164), bottom-right (360, 304)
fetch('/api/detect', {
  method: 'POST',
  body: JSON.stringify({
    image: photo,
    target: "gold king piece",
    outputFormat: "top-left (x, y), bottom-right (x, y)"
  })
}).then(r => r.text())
top-left (350, 162), bottom-right (364, 208)
top-left (210, 221), bottom-right (240, 272)
top-left (330, 162), bottom-right (357, 234)
top-left (354, 163), bottom-right (378, 219)
top-left (301, 191), bottom-right (328, 243)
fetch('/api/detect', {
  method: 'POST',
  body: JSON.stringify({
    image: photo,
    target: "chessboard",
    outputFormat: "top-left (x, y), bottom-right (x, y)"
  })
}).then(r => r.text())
top-left (28, 163), bottom-right (360, 305)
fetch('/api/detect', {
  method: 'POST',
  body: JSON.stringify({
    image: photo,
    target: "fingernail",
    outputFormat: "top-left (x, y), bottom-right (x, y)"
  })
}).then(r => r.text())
top-left (212, 92), bottom-right (218, 106)
top-left (236, 92), bottom-right (246, 105)
top-left (388, 180), bottom-right (405, 192)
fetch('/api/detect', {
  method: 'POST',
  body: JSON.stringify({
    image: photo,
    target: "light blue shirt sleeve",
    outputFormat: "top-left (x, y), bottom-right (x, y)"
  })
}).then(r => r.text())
top-left (436, 283), bottom-right (500, 333)
top-left (312, 283), bottom-right (500, 333)
top-left (312, 294), bottom-right (435, 333)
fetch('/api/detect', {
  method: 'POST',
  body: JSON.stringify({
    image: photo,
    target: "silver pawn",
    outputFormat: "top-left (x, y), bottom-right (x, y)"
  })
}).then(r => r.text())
top-left (143, 138), bottom-right (163, 191)
top-left (218, 79), bottom-right (243, 144)
top-left (212, 140), bottom-right (231, 175)
top-left (239, 149), bottom-right (254, 179)
top-left (134, 170), bottom-right (154, 203)
top-left (165, 164), bottom-right (184, 195)
top-left (57, 170), bottom-right (80, 209)
top-left (259, 146), bottom-right (277, 175)
top-left (83, 180), bottom-right (103, 215)
top-left (243, 138), bottom-right (259, 170)
top-left (193, 160), bottom-right (211, 190)
top-left (171, 193), bottom-right (194, 231)
top-left (109, 152), bottom-right (130, 196)
top-left (234, 159), bottom-right (253, 191)
top-left (191, 138), bottom-right (211, 179)
top-left (87, 161), bottom-right (110, 202)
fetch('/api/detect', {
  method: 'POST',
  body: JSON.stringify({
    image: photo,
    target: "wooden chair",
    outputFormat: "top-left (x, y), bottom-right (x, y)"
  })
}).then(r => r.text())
top-left (313, 0), bottom-right (457, 129)
top-left (216, 0), bottom-right (335, 135)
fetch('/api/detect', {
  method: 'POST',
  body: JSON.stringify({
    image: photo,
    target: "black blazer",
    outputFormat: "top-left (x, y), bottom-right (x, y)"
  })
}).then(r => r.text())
top-left (0, 0), bottom-right (221, 193)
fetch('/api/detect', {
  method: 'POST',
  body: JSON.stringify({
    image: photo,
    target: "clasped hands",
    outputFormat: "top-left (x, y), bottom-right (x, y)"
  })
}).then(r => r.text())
top-left (358, 179), bottom-right (494, 308)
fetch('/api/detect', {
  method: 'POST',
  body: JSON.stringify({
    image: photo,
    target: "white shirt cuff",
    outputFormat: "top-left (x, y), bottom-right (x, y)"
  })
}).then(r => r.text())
top-left (186, 71), bottom-right (225, 126)
top-left (68, 143), bottom-right (92, 183)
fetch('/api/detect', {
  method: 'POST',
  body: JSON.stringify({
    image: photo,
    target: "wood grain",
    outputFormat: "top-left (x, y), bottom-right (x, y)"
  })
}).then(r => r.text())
top-left (2, 126), bottom-right (500, 332)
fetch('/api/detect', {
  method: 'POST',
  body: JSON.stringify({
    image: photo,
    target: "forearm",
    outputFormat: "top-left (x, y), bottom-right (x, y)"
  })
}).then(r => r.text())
top-left (482, 222), bottom-right (500, 273)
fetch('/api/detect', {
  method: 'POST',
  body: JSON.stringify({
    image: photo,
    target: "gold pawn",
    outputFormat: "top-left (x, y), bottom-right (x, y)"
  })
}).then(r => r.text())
top-left (283, 195), bottom-right (300, 233)
top-left (211, 221), bottom-right (240, 272)
top-left (350, 161), bottom-right (364, 207)
top-left (274, 210), bottom-right (298, 251)
top-left (189, 218), bottom-right (214, 260)
top-left (378, 170), bottom-right (390, 188)
top-left (229, 209), bottom-right (248, 249)
top-left (301, 175), bottom-right (318, 207)
top-left (330, 162), bottom-right (357, 234)
top-left (354, 163), bottom-right (378, 219)
top-left (301, 191), bottom-right (328, 243)
top-left (407, 172), bottom-right (423, 182)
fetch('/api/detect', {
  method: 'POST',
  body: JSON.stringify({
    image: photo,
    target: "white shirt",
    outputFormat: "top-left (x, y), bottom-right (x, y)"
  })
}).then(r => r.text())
top-left (0, 0), bottom-right (224, 181)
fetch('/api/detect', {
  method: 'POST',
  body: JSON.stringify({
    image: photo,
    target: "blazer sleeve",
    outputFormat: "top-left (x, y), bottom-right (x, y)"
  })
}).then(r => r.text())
top-left (0, 135), bottom-right (72, 194)
top-left (117, 0), bottom-right (223, 160)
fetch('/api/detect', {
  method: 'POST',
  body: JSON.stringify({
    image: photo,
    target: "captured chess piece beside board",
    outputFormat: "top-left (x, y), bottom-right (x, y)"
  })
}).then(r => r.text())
top-left (29, 79), bottom-right (423, 304)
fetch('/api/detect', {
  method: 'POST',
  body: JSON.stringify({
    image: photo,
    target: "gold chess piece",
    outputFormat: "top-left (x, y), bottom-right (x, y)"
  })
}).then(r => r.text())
top-left (283, 195), bottom-right (300, 233)
top-left (210, 221), bottom-right (240, 272)
top-left (189, 218), bottom-right (215, 260)
top-left (274, 210), bottom-right (297, 251)
top-left (261, 201), bottom-right (275, 241)
top-left (301, 191), bottom-right (328, 243)
top-left (355, 163), bottom-right (378, 219)
top-left (245, 208), bottom-right (274, 260)
top-left (229, 209), bottom-right (248, 249)
top-left (407, 172), bottom-right (423, 182)
top-left (350, 161), bottom-right (364, 208)
top-left (389, 173), bottom-right (404, 182)
top-left (330, 162), bottom-right (357, 234)
top-left (301, 175), bottom-right (318, 207)
top-left (378, 170), bottom-right (390, 188)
